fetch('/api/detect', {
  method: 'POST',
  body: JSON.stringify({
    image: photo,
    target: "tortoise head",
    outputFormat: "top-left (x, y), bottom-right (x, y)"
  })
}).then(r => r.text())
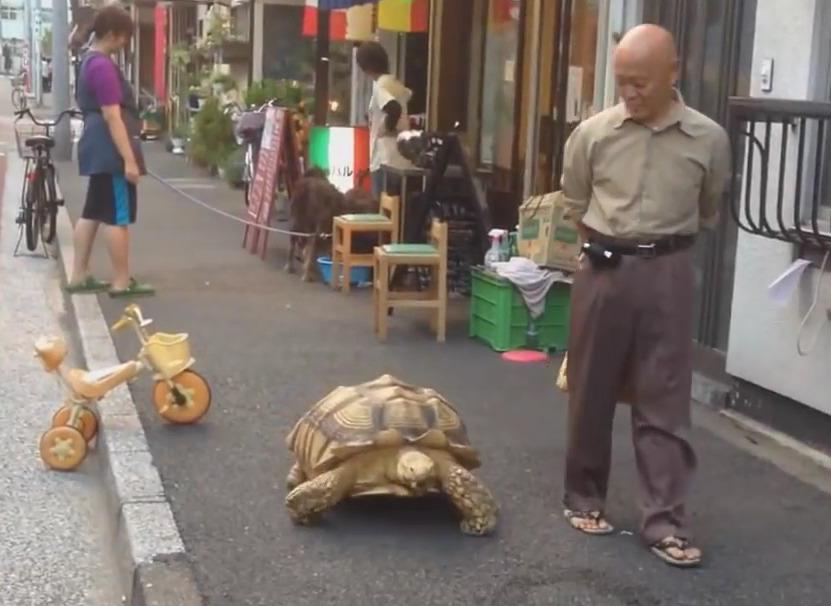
top-left (395, 449), bottom-right (436, 493)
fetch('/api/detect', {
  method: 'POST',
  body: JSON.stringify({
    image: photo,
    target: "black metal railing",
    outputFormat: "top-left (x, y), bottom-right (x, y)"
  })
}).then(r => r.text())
top-left (727, 96), bottom-right (831, 252)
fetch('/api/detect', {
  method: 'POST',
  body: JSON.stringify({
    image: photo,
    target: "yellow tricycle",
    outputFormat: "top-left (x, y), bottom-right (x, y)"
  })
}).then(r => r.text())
top-left (109, 303), bottom-right (212, 425)
top-left (34, 304), bottom-right (212, 472)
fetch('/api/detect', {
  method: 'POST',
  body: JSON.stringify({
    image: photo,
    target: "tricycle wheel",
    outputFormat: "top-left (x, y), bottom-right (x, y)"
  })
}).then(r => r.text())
top-left (51, 406), bottom-right (99, 442)
top-left (39, 425), bottom-right (88, 471)
top-left (152, 369), bottom-right (212, 424)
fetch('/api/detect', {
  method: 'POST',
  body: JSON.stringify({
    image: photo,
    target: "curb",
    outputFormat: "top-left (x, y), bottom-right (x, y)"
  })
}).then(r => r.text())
top-left (54, 207), bottom-right (204, 606)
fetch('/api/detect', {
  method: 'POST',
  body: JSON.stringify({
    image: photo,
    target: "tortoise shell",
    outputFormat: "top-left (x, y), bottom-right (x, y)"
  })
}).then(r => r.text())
top-left (286, 374), bottom-right (480, 475)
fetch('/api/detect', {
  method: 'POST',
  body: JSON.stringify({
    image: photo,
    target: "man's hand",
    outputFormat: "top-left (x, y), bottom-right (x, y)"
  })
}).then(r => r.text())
top-left (125, 159), bottom-right (140, 185)
top-left (576, 221), bottom-right (588, 245)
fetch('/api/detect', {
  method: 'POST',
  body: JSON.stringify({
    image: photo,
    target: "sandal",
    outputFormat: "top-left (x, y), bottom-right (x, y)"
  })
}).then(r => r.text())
top-left (564, 509), bottom-right (615, 535)
top-left (109, 278), bottom-right (155, 299)
top-left (650, 536), bottom-right (702, 568)
top-left (65, 276), bottom-right (111, 294)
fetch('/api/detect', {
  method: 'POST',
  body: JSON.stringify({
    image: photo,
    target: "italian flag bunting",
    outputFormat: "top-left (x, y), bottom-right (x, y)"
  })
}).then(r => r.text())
top-left (308, 127), bottom-right (371, 193)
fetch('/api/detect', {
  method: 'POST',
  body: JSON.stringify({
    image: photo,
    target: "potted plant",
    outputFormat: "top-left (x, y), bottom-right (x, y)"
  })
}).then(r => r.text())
top-left (170, 123), bottom-right (189, 155)
top-left (139, 105), bottom-right (165, 140)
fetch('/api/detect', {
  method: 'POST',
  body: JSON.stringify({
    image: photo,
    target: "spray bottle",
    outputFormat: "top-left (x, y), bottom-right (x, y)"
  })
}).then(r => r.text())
top-left (484, 229), bottom-right (505, 270)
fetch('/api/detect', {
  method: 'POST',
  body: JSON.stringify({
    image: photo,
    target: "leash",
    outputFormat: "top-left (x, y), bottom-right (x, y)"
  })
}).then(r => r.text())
top-left (148, 169), bottom-right (331, 239)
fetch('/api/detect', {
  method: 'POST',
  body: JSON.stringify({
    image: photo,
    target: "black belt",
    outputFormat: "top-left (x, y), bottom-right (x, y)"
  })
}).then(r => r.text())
top-left (589, 233), bottom-right (695, 258)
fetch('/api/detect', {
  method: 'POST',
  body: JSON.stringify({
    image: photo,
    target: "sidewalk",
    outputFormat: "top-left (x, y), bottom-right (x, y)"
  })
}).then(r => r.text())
top-left (0, 147), bottom-right (121, 604)
top-left (56, 144), bottom-right (831, 605)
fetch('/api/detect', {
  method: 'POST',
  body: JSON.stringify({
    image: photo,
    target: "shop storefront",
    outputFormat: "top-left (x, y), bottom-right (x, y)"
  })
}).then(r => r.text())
top-left (429, 0), bottom-right (641, 222)
top-left (428, 0), bottom-right (756, 367)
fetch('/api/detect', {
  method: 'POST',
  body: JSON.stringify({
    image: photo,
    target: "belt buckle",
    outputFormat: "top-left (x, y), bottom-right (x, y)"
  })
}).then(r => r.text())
top-left (636, 243), bottom-right (657, 259)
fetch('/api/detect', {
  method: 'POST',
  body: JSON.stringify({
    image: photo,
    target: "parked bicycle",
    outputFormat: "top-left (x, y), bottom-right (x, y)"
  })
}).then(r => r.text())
top-left (235, 100), bottom-right (277, 207)
top-left (13, 107), bottom-right (82, 256)
top-left (11, 70), bottom-right (28, 111)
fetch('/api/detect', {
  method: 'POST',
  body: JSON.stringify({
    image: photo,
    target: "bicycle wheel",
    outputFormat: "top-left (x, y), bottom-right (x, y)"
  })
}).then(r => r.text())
top-left (23, 175), bottom-right (40, 252)
top-left (41, 165), bottom-right (58, 244)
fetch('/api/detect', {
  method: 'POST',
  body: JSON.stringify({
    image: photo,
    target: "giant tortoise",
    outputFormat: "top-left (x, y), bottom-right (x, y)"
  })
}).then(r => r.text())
top-left (284, 374), bottom-right (498, 535)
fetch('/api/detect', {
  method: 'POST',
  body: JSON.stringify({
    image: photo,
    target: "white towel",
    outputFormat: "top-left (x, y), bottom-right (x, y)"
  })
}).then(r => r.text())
top-left (491, 257), bottom-right (570, 319)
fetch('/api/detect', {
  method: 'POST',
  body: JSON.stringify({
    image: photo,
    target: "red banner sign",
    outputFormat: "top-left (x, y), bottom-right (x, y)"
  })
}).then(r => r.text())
top-left (153, 5), bottom-right (167, 102)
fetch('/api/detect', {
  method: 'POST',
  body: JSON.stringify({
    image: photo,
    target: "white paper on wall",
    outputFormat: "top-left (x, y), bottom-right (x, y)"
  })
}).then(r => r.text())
top-left (566, 66), bottom-right (584, 123)
top-left (767, 258), bottom-right (812, 306)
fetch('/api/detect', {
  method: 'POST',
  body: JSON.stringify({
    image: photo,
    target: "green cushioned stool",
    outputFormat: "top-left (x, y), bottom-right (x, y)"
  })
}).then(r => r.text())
top-left (340, 213), bottom-right (391, 222)
top-left (380, 243), bottom-right (438, 256)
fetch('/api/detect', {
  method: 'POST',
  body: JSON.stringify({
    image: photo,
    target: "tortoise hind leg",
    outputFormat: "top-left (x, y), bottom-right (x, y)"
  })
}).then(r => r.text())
top-left (433, 453), bottom-right (499, 536)
top-left (286, 462), bottom-right (306, 491)
top-left (285, 465), bottom-right (356, 525)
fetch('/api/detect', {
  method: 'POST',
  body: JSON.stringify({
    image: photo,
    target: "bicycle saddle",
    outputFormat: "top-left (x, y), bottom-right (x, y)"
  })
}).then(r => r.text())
top-left (66, 362), bottom-right (141, 400)
top-left (25, 135), bottom-right (54, 149)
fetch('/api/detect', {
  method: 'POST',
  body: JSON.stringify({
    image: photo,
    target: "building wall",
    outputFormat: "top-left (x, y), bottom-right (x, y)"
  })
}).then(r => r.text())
top-left (725, 0), bottom-right (831, 415)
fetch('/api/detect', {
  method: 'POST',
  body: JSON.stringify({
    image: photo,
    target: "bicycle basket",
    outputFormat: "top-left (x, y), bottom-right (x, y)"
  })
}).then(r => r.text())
top-left (235, 111), bottom-right (265, 139)
top-left (15, 123), bottom-right (49, 159)
top-left (10, 75), bottom-right (23, 87)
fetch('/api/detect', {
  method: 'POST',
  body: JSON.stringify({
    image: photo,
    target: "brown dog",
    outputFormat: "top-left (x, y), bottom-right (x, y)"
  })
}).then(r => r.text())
top-left (285, 168), bottom-right (379, 282)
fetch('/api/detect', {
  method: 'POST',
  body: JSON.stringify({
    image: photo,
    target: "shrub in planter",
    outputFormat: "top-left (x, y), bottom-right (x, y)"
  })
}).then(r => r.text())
top-left (188, 96), bottom-right (235, 169)
top-left (224, 146), bottom-right (245, 189)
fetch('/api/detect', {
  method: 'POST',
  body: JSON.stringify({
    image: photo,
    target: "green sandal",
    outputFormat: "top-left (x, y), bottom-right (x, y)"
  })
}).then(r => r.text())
top-left (65, 276), bottom-right (111, 294)
top-left (109, 278), bottom-right (155, 299)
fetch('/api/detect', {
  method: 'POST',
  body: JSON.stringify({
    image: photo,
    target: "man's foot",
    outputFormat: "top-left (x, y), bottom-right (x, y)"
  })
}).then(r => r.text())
top-left (564, 509), bottom-right (615, 535)
top-left (65, 275), bottom-right (111, 294)
top-left (650, 536), bottom-right (702, 568)
top-left (109, 277), bottom-right (155, 298)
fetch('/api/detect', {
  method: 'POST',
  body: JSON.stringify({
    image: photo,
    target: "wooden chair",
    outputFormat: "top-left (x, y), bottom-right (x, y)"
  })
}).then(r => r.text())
top-left (372, 218), bottom-right (448, 343)
top-left (331, 194), bottom-right (400, 294)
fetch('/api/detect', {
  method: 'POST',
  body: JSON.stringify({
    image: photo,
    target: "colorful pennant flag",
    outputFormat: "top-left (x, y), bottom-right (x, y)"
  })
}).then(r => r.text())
top-left (377, 0), bottom-right (428, 33)
top-left (303, 0), bottom-right (375, 41)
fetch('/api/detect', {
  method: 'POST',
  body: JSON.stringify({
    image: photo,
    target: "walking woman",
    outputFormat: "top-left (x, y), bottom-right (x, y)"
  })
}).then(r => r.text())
top-left (66, 4), bottom-right (154, 297)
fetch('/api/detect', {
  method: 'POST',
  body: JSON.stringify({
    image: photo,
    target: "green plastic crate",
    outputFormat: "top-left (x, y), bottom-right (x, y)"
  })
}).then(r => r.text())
top-left (468, 266), bottom-right (570, 352)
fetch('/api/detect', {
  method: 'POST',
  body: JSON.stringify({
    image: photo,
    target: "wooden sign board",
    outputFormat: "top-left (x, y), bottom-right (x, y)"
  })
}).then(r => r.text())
top-left (242, 107), bottom-right (304, 259)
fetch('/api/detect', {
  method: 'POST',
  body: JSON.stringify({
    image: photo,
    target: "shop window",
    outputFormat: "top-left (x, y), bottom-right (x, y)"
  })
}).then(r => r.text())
top-left (478, 0), bottom-right (521, 169)
top-left (261, 4), bottom-right (315, 85)
top-left (328, 41), bottom-right (353, 126)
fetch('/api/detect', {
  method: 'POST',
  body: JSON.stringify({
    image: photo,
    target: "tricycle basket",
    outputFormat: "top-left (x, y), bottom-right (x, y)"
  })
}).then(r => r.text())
top-left (144, 332), bottom-right (193, 378)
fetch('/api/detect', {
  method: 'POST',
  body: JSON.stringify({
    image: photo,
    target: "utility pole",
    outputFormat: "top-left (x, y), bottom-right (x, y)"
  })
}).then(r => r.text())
top-left (33, 0), bottom-right (42, 107)
top-left (52, 0), bottom-right (71, 160)
top-left (312, 9), bottom-right (330, 126)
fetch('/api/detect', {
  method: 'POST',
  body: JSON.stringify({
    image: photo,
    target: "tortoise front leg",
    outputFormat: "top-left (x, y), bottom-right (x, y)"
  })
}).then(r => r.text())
top-left (433, 454), bottom-right (499, 536)
top-left (286, 462), bottom-right (306, 491)
top-left (285, 466), bottom-right (356, 525)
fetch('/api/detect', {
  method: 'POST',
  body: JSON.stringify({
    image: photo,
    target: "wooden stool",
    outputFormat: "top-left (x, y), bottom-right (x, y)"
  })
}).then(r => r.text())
top-left (331, 194), bottom-right (400, 293)
top-left (372, 218), bottom-right (448, 343)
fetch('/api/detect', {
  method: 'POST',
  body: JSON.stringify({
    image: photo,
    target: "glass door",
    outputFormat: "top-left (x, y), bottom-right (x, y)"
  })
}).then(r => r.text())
top-left (519, 0), bottom-right (643, 196)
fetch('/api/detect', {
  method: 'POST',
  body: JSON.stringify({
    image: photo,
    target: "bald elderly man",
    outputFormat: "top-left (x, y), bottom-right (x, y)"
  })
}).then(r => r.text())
top-left (560, 24), bottom-right (730, 568)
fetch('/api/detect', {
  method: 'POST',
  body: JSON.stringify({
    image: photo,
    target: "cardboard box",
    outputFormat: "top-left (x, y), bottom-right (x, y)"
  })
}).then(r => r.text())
top-left (517, 191), bottom-right (581, 272)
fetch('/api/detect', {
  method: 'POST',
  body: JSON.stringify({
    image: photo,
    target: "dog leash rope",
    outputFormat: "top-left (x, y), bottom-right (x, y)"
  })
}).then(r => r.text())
top-left (148, 170), bottom-right (331, 239)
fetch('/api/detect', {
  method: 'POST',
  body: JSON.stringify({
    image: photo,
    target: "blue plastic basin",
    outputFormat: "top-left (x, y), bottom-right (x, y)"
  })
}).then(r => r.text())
top-left (317, 256), bottom-right (372, 286)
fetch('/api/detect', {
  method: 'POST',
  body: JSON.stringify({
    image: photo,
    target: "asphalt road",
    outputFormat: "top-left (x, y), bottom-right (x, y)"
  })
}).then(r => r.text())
top-left (60, 146), bottom-right (831, 606)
